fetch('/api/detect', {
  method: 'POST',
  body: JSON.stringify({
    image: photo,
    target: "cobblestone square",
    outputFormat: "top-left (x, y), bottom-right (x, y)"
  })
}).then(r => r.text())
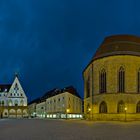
top-left (0, 119), bottom-right (140, 140)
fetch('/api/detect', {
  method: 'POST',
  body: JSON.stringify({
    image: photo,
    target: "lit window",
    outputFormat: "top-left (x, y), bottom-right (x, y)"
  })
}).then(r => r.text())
top-left (53, 114), bottom-right (56, 118)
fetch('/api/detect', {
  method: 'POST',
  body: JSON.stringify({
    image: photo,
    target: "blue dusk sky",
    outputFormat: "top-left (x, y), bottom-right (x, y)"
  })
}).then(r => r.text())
top-left (0, 0), bottom-right (140, 101)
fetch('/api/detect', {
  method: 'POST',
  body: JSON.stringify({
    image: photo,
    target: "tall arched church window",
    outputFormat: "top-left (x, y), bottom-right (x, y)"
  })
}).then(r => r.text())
top-left (118, 67), bottom-right (125, 93)
top-left (86, 77), bottom-right (90, 98)
top-left (138, 69), bottom-right (140, 93)
top-left (99, 69), bottom-right (106, 93)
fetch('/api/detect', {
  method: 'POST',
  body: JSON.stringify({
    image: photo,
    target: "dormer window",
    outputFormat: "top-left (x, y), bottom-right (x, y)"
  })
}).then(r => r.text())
top-left (14, 83), bottom-right (19, 93)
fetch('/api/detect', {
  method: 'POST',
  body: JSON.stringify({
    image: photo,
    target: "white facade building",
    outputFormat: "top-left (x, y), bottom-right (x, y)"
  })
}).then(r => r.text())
top-left (28, 86), bottom-right (83, 119)
top-left (0, 75), bottom-right (28, 118)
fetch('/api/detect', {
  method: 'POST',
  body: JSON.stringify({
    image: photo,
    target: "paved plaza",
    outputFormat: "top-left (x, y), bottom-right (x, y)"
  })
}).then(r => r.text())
top-left (0, 119), bottom-right (140, 140)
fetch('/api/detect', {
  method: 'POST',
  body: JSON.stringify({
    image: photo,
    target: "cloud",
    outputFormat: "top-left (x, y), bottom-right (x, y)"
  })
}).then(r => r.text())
top-left (0, 0), bottom-right (139, 101)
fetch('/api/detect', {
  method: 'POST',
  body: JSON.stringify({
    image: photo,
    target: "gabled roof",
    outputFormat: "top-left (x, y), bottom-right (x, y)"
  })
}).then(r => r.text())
top-left (62, 86), bottom-right (81, 98)
top-left (29, 86), bottom-right (81, 104)
top-left (0, 84), bottom-right (12, 92)
top-left (42, 86), bottom-right (81, 99)
top-left (41, 88), bottom-right (61, 101)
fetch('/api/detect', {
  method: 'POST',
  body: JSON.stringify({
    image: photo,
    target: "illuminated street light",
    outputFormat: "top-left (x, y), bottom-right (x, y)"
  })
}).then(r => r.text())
top-left (66, 109), bottom-right (70, 120)
top-left (88, 108), bottom-right (91, 120)
top-left (66, 109), bottom-right (70, 113)
top-left (124, 107), bottom-right (127, 122)
top-left (88, 108), bottom-right (91, 112)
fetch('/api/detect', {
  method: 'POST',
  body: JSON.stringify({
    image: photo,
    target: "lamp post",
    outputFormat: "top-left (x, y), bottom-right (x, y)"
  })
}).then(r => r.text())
top-left (124, 107), bottom-right (127, 122)
top-left (66, 109), bottom-right (70, 120)
top-left (88, 108), bottom-right (91, 120)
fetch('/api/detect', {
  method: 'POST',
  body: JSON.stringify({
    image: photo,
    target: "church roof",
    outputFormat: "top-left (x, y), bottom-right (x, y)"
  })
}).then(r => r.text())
top-left (93, 35), bottom-right (140, 60)
top-left (83, 35), bottom-right (140, 73)
top-left (0, 84), bottom-right (11, 92)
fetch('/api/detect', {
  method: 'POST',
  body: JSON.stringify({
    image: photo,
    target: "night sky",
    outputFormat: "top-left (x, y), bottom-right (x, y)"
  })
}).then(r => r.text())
top-left (1, 0), bottom-right (140, 102)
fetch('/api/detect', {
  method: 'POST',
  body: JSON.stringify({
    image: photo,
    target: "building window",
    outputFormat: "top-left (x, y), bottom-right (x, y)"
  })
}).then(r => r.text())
top-left (14, 83), bottom-right (19, 93)
top-left (99, 101), bottom-right (107, 113)
top-left (138, 69), bottom-right (140, 93)
top-left (14, 100), bottom-right (18, 106)
top-left (9, 100), bottom-right (13, 106)
top-left (20, 100), bottom-right (24, 106)
top-left (136, 101), bottom-right (140, 113)
top-left (86, 104), bottom-right (90, 114)
top-left (2, 101), bottom-right (4, 106)
top-left (99, 69), bottom-right (106, 93)
top-left (118, 67), bottom-right (125, 93)
top-left (117, 100), bottom-right (125, 113)
top-left (86, 76), bottom-right (90, 98)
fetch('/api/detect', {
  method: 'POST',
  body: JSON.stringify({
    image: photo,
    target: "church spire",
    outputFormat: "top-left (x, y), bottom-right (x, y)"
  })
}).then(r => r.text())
top-left (15, 72), bottom-right (19, 78)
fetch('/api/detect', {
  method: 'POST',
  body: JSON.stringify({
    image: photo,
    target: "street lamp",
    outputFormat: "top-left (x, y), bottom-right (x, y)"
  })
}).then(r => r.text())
top-left (124, 107), bottom-right (127, 122)
top-left (66, 109), bottom-right (70, 119)
top-left (88, 108), bottom-right (91, 120)
top-left (88, 108), bottom-right (91, 112)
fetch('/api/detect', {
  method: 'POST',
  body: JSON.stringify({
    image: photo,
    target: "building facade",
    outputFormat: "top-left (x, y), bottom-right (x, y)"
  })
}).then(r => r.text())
top-left (0, 75), bottom-right (28, 118)
top-left (84, 35), bottom-right (140, 121)
top-left (28, 86), bottom-right (83, 119)
top-left (28, 99), bottom-right (38, 118)
top-left (36, 100), bottom-right (46, 118)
